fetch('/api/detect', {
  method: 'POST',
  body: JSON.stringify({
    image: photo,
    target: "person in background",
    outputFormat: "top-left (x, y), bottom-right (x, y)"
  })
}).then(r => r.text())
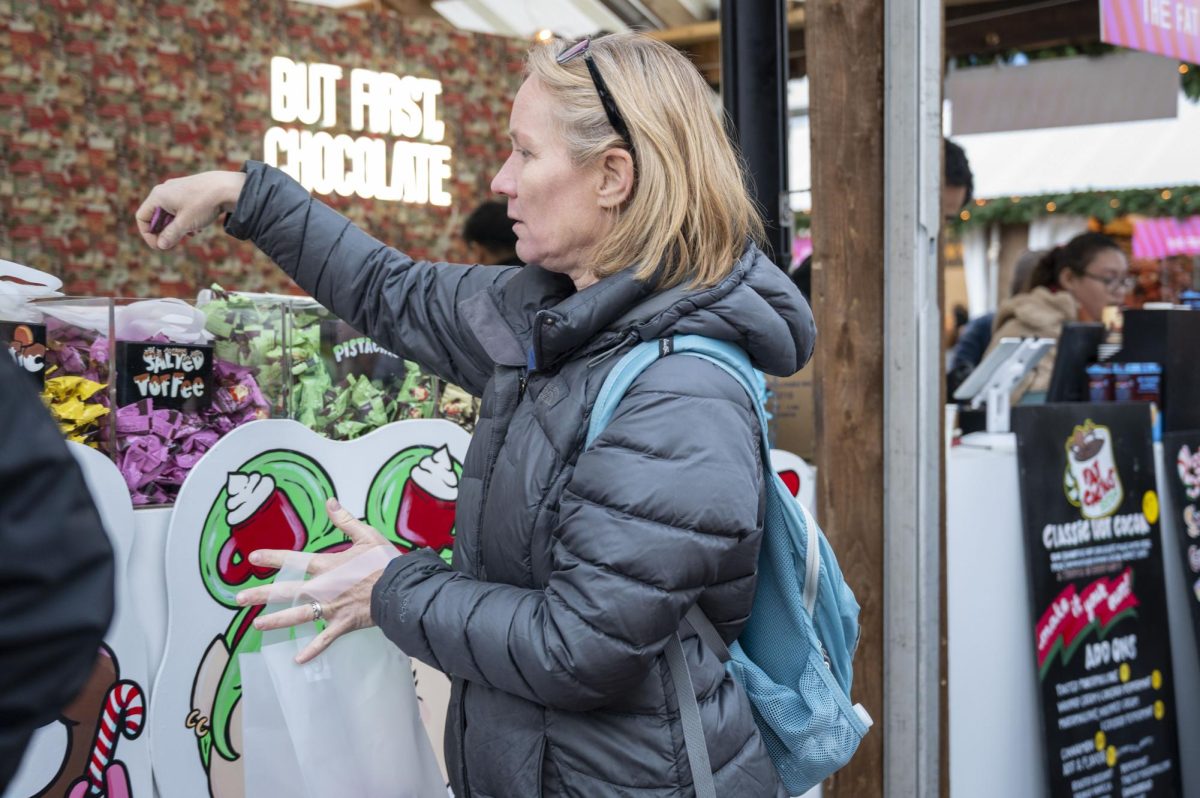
top-left (0, 354), bottom-right (114, 790)
top-left (946, 248), bottom-right (1042, 397)
top-left (789, 253), bottom-right (811, 304)
top-left (948, 304), bottom-right (969, 349)
top-left (462, 199), bottom-right (524, 266)
top-left (943, 138), bottom-right (974, 220)
top-left (983, 232), bottom-right (1130, 399)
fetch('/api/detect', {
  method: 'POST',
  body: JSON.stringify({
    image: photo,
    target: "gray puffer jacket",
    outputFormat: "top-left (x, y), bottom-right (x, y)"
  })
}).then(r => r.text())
top-left (227, 162), bottom-right (815, 798)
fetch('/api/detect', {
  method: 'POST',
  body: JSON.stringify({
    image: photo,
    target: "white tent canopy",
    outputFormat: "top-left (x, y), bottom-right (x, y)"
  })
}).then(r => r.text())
top-left (954, 94), bottom-right (1200, 199)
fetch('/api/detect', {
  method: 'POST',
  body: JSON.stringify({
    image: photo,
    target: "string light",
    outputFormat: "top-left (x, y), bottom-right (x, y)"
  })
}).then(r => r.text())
top-left (1181, 64), bottom-right (1190, 75)
top-left (535, 29), bottom-right (554, 43)
top-left (928, 186), bottom-right (1200, 229)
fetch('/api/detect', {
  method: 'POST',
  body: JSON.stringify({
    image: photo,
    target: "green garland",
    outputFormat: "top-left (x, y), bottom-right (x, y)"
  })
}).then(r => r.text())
top-left (794, 187), bottom-right (1200, 232)
top-left (953, 186), bottom-right (1200, 229)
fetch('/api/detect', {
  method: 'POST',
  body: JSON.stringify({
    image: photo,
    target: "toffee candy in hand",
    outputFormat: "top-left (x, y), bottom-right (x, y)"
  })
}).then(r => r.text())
top-left (149, 207), bottom-right (175, 235)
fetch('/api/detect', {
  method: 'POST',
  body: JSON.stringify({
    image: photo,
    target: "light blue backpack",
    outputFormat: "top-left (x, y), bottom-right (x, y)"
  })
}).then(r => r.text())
top-left (586, 335), bottom-right (872, 797)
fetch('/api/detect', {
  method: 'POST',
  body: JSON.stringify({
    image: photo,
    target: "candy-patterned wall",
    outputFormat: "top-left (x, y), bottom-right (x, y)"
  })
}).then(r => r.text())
top-left (0, 0), bottom-right (527, 297)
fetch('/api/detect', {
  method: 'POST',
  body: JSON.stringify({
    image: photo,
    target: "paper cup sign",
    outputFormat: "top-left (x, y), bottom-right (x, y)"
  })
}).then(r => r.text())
top-left (3, 320), bottom-right (48, 387)
top-left (1064, 422), bottom-right (1124, 520)
top-left (116, 342), bottom-right (213, 410)
top-left (150, 419), bottom-right (468, 797)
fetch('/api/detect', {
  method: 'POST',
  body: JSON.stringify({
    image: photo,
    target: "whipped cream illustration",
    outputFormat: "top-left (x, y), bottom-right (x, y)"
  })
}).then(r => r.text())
top-left (226, 472), bottom-right (276, 526)
top-left (410, 446), bottom-right (458, 501)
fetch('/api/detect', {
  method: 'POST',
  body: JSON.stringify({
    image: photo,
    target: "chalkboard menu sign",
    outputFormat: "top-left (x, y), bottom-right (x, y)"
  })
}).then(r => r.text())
top-left (3, 320), bottom-right (48, 388)
top-left (116, 342), bottom-right (213, 410)
top-left (1013, 403), bottom-right (1181, 798)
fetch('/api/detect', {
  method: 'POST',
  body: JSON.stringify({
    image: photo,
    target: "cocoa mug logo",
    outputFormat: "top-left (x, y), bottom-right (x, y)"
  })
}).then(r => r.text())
top-left (7, 323), bottom-right (46, 374)
top-left (1063, 421), bottom-right (1123, 519)
top-left (395, 446), bottom-right (458, 549)
top-left (219, 472), bottom-right (309, 585)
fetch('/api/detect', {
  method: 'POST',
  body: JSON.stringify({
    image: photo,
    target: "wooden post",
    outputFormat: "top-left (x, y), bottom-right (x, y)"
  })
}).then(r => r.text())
top-left (807, 0), bottom-right (885, 795)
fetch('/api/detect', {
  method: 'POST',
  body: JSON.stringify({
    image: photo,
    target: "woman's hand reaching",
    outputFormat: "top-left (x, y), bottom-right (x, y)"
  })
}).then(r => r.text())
top-left (135, 171), bottom-right (247, 251)
top-left (235, 498), bottom-right (401, 664)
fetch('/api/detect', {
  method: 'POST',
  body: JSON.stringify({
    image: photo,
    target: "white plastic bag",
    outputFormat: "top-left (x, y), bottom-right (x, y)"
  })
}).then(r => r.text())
top-left (239, 554), bottom-right (446, 798)
top-left (241, 648), bottom-right (308, 797)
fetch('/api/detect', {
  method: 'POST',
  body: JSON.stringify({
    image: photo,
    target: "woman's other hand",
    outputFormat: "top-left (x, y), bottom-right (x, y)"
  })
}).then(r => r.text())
top-left (135, 171), bottom-right (247, 251)
top-left (235, 498), bottom-right (401, 664)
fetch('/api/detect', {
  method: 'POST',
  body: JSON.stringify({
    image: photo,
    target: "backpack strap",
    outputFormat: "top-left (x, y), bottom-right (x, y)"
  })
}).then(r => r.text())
top-left (586, 335), bottom-right (769, 798)
top-left (684, 605), bottom-right (730, 664)
top-left (584, 338), bottom-right (667, 448)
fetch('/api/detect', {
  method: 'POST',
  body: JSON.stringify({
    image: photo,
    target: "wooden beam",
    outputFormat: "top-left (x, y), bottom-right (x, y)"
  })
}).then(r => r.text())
top-left (377, 0), bottom-right (439, 17)
top-left (808, 0), bottom-right (885, 795)
top-left (639, 0), bottom-right (702, 29)
top-left (654, 14), bottom-right (808, 86)
top-left (651, 7), bottom-right (805, 45)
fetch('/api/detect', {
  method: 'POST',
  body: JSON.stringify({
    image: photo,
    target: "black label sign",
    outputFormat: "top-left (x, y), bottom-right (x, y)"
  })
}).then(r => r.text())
top-left (3, 320), bottom-right (48, 388)
top-left (1162, 430), bottom-right (1200, 667)
top-left (116, 341), bottom-right (213, 410)
top-left (318, 320), bottom-right (401, 382)
top-left (1014, 403), bottom-right (1181, 798)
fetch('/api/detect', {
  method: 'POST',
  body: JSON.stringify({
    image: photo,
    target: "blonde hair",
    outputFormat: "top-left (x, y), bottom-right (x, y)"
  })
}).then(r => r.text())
top-left (525, 33), bottom-right (765, 289)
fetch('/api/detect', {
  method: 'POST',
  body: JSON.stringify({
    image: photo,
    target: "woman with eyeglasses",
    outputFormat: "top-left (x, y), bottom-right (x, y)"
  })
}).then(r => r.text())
top-left (984, 231), bottom-right (1129, 399)
top-left (137, 32), bottom-right (809, 797)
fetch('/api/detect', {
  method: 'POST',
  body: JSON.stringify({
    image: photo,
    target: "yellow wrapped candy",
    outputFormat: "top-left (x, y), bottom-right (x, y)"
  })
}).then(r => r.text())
top-left (42, 375), bottom-right (110, 445)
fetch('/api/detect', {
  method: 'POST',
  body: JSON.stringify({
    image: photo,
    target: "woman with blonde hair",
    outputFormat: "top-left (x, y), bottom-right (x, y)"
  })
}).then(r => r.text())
top-left (139, 32), bottom-right (812, 797)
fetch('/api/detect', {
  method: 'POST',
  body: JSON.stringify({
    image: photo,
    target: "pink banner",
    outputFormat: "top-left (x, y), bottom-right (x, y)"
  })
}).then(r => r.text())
top-left (1132, 215), bottom-right (1200, 258)
top-left (792, 236), bottom-right (813, 264)
top-left (1100, 0), bottom-right (1200, 62)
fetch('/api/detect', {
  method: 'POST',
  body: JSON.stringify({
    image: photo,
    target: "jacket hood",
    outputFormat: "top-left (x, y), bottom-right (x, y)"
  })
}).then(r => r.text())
top-left (993, 286), bottom-right (1077, 339)
top-left (467, 244), bottom-right (815, 378)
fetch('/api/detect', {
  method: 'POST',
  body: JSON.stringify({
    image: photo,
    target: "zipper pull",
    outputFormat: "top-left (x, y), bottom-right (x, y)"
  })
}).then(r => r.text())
top-left (518, 370), bottom-right (528, 399)
top-left (587, 331), bottom-right (639, 368)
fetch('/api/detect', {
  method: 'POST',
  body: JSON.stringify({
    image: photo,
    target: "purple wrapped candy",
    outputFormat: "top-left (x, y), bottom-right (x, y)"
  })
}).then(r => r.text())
top-left (149, 207), bottom-right (175, 235)
top-left (111, 358), bottom-right (270, 505)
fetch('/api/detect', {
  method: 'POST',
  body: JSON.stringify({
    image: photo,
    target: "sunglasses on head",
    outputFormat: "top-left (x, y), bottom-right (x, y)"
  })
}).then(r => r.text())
top-left (556, 38), bottom-right (635, 155)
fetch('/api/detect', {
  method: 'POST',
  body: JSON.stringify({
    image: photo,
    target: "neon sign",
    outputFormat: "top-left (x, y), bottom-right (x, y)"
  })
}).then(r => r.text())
top-left (264, 56), bottom-right (452, 205)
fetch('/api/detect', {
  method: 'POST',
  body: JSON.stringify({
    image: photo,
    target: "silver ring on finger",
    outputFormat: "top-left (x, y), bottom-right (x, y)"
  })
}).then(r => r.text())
top-left (310, 600), bottom-right (324, 622)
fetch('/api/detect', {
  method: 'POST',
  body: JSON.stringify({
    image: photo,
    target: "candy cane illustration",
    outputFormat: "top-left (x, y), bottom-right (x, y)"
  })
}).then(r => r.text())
top-left (84, 680), bottom-right (145, 796)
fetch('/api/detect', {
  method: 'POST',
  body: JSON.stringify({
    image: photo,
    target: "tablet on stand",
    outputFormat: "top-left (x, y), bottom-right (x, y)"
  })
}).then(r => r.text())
top-left (952, 337), bottom-right (1056, 435)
